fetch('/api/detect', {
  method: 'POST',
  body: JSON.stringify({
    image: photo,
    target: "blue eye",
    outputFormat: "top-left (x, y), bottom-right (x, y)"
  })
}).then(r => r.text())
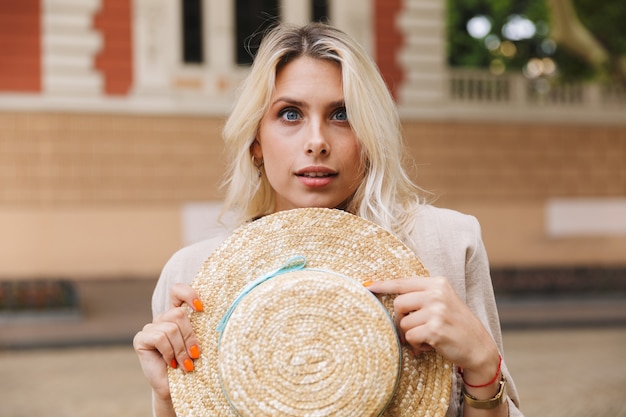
top-left (332, 108), bottom-right (348, 121)
top-left (280, 108), bottom-right (301, 121)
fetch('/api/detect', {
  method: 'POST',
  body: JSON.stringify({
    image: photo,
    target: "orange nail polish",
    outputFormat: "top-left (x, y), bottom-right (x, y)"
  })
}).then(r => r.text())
top-left (183, 359), bottom-right (194, 372)
top-left (192, 298), bottom-right (204, 312)
top-left (189, 345), bottom-right (200, 359)
top-left (362, 280), bottom-right (374, 287)
top-left (170, 359), bottom-right (178, 369)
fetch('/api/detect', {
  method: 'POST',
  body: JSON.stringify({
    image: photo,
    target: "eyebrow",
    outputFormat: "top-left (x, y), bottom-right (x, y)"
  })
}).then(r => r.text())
top-left (271, 97), bottom-right (346, 109)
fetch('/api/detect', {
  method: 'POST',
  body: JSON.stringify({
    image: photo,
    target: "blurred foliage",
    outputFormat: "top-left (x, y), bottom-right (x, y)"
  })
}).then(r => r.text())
top-left (447, 0), bottom-right (548, 69)
top-left (571, 0), bottom-right (626, 81)
top-left (446, 0), bottom-right (626, 82)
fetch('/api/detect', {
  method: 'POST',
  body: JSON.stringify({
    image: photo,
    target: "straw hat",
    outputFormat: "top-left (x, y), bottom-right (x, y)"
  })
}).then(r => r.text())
top-left (169, 208), bottom-right (452, 416)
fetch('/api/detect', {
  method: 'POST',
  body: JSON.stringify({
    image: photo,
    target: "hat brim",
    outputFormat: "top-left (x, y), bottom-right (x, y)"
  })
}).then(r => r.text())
top-left (168, 208), bottom-right (452, 417)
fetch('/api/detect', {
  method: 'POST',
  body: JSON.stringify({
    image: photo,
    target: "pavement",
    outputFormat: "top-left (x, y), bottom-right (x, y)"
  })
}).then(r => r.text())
top-left (0, 278), bottom-right (625, 417)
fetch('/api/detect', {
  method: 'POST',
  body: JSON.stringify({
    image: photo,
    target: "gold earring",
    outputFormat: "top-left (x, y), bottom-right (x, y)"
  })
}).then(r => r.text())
top-left (252, 156), bottom-right (264, 178)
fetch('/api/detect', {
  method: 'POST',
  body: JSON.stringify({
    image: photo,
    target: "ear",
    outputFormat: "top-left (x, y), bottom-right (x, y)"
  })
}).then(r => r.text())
top-left (250, 139), bottom-right (263, 159)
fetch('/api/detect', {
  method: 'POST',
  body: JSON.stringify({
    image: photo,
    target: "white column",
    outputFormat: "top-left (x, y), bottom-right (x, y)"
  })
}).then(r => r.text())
top-left (206, 0), bottom-right (235, 69)
top-left (329, 0), bottom-right (373, 56)
top-left (132, 0), bottom-right (179, 94)
top-left (396, 0), bottom-right (448, 111)
top-left (42, 0), bottom-right (103, 95)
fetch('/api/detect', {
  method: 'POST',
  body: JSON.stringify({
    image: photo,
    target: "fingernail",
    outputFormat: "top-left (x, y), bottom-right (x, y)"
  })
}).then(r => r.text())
top-left (183, 359), bottom-right (194, 372)
top-left (170, 359), bottom-right (178, 369)
top-left (189, 345), bottom-right (200, 359)
top-left (192, 298), bottom-right (204, 312)
top-left (362, 280), bottom-right (374, 287)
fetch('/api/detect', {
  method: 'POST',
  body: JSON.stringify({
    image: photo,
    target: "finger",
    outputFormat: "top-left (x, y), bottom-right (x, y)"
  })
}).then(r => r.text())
top-left (145, 308), bottom-right (201, 372)
top-left (365, 277), bottom-right (427, 295)
top-left (392, 291), bottom-right (430, 317)
top-left (415, 343), bottom-right (434, 352)
top-left (134, 321), bottom-right (179, 366)
top-left (391, 294), bottom-right (423, 346)
top-left (402, 318), bottom-right (435, 352)
top-left (170, 283), bottom-right (204, 312)
top-left (394, 312), bottom-right (432, 351)
top-left (133, 326), bottom-right (176, 380)
top-left (395, 297), bottom-right (443, 352)
top-left (158, 307), bottom-right (202, 371)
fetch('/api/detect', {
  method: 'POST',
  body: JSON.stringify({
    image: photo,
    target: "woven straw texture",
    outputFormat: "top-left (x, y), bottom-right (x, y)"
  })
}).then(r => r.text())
top-left (219, 269), bottom-right (400, 416)
top-left (169, 208), bottom-right (452, 417)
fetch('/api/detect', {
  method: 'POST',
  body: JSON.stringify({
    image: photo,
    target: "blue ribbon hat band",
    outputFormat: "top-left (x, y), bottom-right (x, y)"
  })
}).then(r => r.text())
top-left (215, 255), bottom-right (403, 417)
top-left (216, 255), bottom-right (308, 334)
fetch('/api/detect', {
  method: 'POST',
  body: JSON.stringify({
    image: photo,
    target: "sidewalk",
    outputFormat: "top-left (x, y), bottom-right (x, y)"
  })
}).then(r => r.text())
top-left (0, 279), bottom-right (625, 417)
top-left (0, 327), bottom-right (624, 417)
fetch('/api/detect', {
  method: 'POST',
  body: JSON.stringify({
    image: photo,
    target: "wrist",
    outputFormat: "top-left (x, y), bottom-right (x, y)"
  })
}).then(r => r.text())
top-left (153, 396), bottom-right (177, 417)
top-left (462, 373), bottom-right (507, 409)
top-left (458, 353), bottom-right (502, 388)
top-left (153, 385), bottom-right (172, 402)
top-left (458, 351), bottom-right (508, 410)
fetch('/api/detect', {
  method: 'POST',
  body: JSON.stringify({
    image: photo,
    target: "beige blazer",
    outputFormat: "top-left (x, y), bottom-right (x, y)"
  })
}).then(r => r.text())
top-left (152, 205), bottom-right (523, 416)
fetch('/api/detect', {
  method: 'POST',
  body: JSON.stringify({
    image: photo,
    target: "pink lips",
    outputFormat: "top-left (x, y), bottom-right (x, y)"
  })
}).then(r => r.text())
top-left (295, 166), bottom-right (337, 188)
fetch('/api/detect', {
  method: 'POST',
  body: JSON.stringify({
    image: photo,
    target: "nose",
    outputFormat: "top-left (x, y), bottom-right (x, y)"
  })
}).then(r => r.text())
top-left (305, 121), bottom-right (329, 156)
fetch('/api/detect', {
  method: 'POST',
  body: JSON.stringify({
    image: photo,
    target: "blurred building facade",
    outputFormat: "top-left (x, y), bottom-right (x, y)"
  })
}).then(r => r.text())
top-left (1, 0), bottom-right (625, 281)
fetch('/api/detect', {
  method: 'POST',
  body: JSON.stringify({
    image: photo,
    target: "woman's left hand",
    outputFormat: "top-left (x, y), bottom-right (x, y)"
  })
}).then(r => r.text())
top-left (366, 277), bottom-right (499, 378)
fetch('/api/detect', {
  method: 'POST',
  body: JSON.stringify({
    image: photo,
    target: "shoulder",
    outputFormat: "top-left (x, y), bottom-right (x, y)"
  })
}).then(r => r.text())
top-left (152, 234), bottom-right (228, 316)
top-left (162, 236), bottom-right (225, 278)
top-left (408, 204), bottom-right (486, 285)
top-left (412, 204), bottom-right (481, 240)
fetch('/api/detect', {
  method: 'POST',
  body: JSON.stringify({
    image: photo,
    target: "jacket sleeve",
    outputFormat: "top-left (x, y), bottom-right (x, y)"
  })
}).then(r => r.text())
top-left (463, 215), bottom-right (524, 416)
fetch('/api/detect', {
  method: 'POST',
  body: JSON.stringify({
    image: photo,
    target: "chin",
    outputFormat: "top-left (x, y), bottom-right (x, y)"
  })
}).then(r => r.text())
top-left (276, 194), bottom-right (353, 212)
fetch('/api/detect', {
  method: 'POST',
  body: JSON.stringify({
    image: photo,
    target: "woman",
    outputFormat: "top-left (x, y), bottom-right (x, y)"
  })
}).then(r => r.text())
top-left (134, 22), bottom-right (523, 416)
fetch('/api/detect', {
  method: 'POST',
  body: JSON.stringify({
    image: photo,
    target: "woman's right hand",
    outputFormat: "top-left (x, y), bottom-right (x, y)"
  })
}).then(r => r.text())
top-left (133, 284), bottom-right (204, 409)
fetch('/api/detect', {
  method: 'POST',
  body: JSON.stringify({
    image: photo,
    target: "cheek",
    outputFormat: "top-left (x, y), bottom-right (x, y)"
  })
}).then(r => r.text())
top-left (256, 121), bottom-right (295, 158)
top-left (346, 142), bottom-right (366, 178)
top-left (257, 141), bottom-right (290, 182)
top-left (258, 140), bottom-right (288, 167)
top-left (254, 125), bottom-right (276, 161)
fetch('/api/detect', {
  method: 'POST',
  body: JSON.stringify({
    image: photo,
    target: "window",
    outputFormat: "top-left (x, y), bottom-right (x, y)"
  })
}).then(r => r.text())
top-left (182, 0), bottom-right (204, 64)
top-left (312, 0), bottom-right (329, 23)
top-left (235, 0), bottom-right (280, 65)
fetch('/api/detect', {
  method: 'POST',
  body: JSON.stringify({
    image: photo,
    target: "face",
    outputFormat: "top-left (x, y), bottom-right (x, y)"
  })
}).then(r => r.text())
top-left (252, 56), bottom-right (365, 212)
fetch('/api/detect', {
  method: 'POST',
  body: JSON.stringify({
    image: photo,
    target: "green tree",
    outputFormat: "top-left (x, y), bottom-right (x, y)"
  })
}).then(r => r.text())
top-left (549, 0), bottom-right (626, 82)
top-left (447, 0), bottom-right (626, 82)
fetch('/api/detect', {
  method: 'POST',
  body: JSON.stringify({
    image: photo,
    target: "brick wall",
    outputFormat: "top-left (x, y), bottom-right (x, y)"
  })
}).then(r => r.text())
top-left (1, 112), bottom-right (625, 278)
top-left (0, 113), bottom-right (226, 204)
top-left (0, 0), bottom-right (41, 92)
top-left (374, 0), bottom-right (404, 100)
top-left (94, 0), bottom-right (133, 95)
top-left (404, 121), bottom-right (626, 203)
top-left (1, 113), bottom-right (624, 205)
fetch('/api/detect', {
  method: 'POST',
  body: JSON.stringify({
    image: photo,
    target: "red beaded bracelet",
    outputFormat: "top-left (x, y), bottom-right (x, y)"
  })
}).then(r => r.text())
top-left (457, 354), bottom-right (503, 388)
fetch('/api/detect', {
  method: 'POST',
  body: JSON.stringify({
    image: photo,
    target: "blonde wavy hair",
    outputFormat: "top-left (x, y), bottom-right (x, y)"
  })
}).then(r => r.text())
top-left (221, 22), bottom-right (428, 243)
